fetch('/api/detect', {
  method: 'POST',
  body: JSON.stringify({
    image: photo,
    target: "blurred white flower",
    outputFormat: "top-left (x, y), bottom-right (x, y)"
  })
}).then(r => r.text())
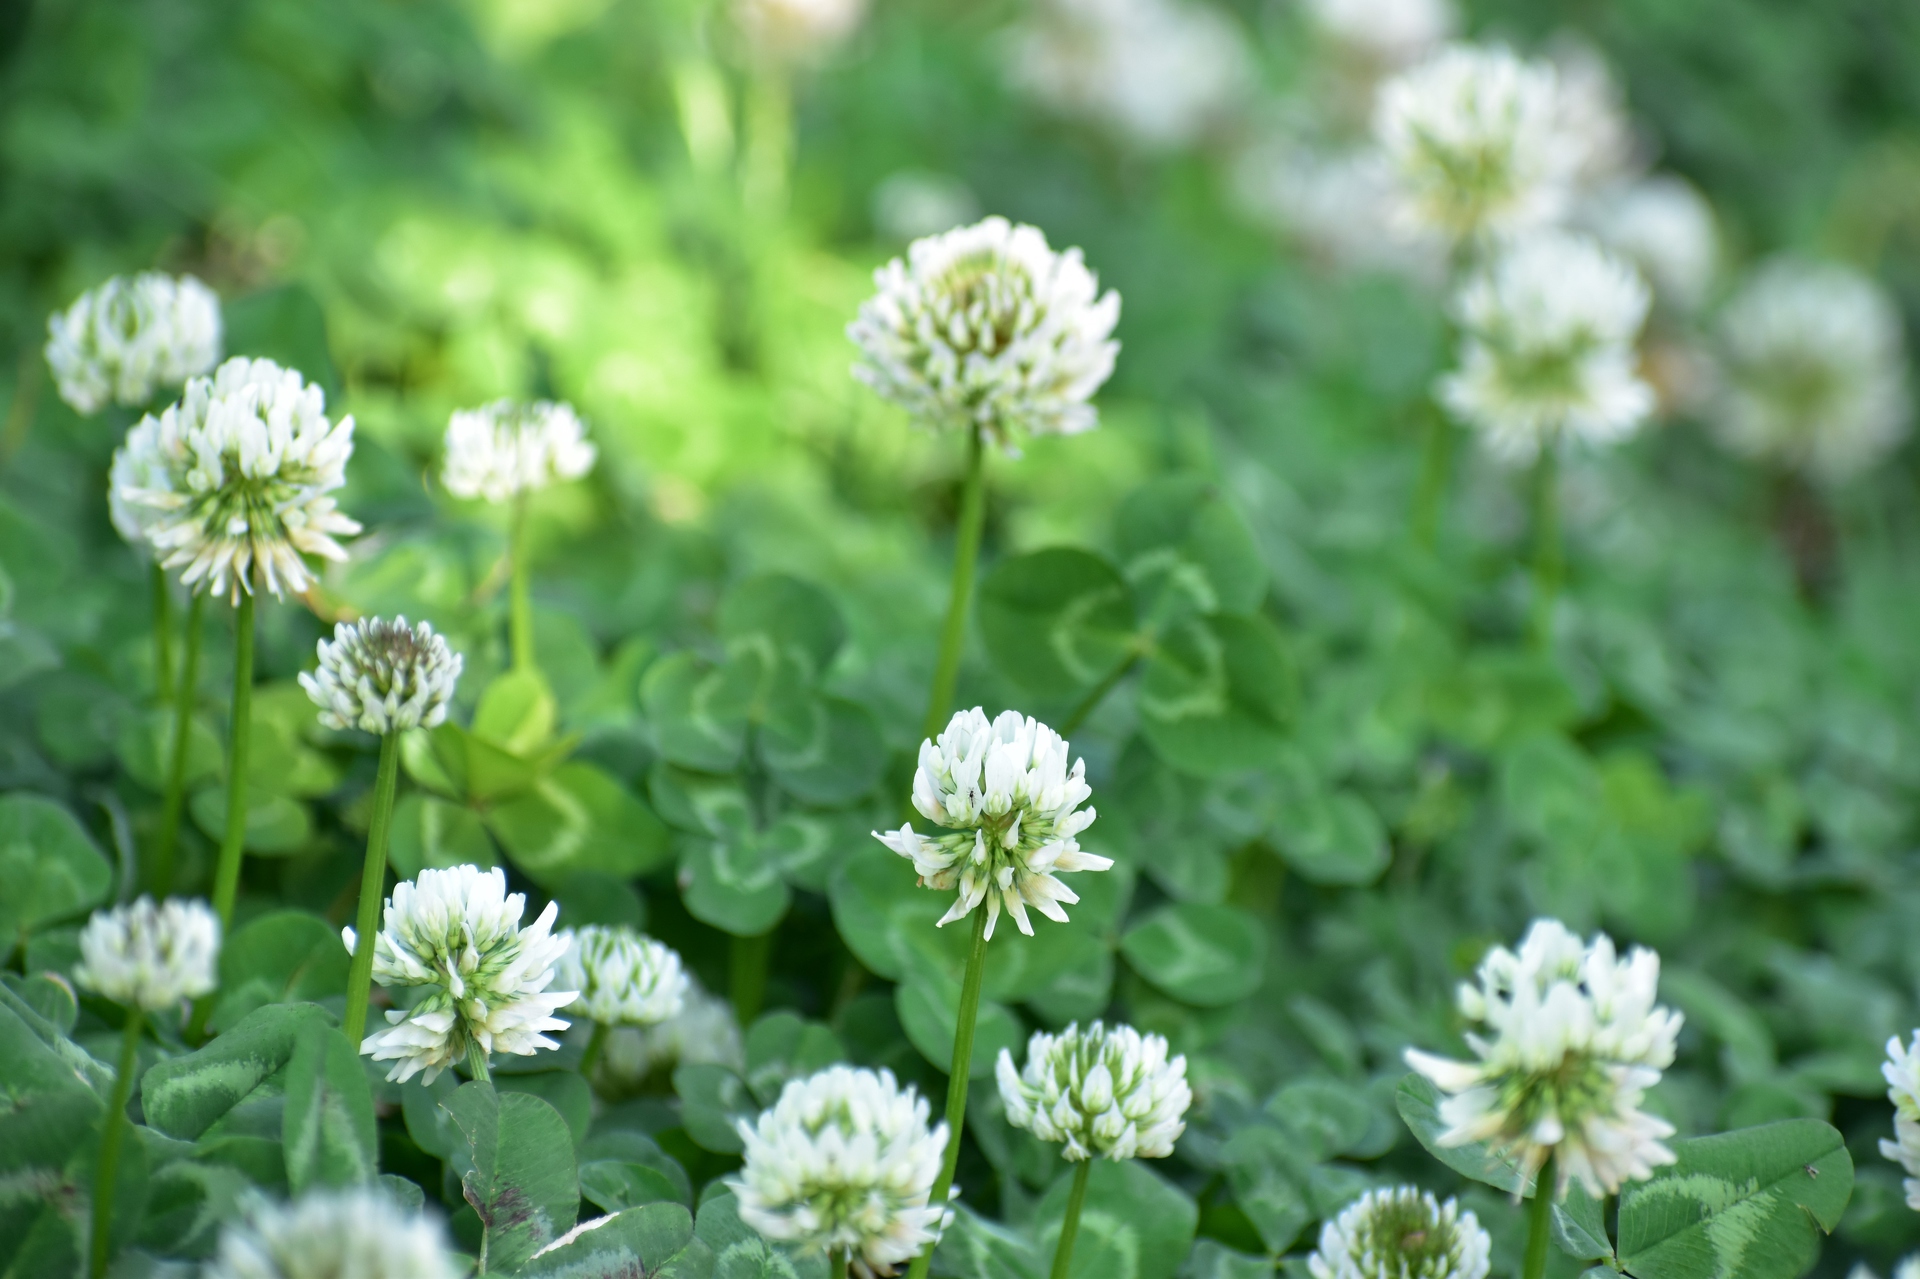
top-left (733, 0), bottom-right (866, 64)
top-left (598, 978), bottom-right (744, 1087)
top-left (556, 925), bottom-right (689, 1027)
top-left (205, 1188), bottom-right (459, 1279)
top-left (1232, 138), bottom-right (1447, 282)
top-left (730, 1065), bottom-right (949, 1277)
top-left (108, 411), bottom-right (184, 552)
top-left (112, 357), bottom-right (360, 604)
top-left (1549, 38), bottom-right (1641, 192)
top-left (1405, 918), bottom-right (1684, 1198)
top-left (1584, 176), bottom-right (1718, 314)
top-left (441, 399), bottom-right (596, 504)
top-left (1303, 0), bottom-right (1453, 72)
top-left (299, 615), bottom-right (462, 735)
top-left (1007, 0), bottom-right (1252, 151)
top-left (1439, 230), bottom-right (1655, 463)
top-left (1307, 1187), bottom-right (1492, 1279)
top-left (1881, 1032), bottom-right (1920, 1210)
top-left (1374, 44), bottom-right (1578, 241)
top-left (1708, 257), bottom-right (1910, 481)
top-left (353, 864), bottom-right (575, 1083)
top-left (45, 273), bottom-right (221, 416)
top-left (874, 707), bottom-right (1112, 940)
top-left (849, 217), bottom-right (1120, 450)
top-left (872, 171), bottom-right (981, 243)
top-left (74, 896), bottom-right (221, 1011)
top-left (996, 1020), bottom-right (1191, 1161)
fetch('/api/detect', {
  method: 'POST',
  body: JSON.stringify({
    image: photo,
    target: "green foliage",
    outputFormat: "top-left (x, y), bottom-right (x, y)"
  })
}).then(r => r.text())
top-left (282, 1021), bottom-right (377, 1193)
top-left (443, 1080), bottom-right (581, 1272)
top-left (0, 793), bottom-right (112, 951)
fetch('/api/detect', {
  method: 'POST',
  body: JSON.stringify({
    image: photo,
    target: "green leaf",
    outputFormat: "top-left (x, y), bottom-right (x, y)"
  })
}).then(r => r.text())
top-left (1137, 615), bottom-right (1295, 776)
top-left (0, 982), bottom-right (110, 1098)
top-left (0, 792), bottom-right (112, 948)
top-left (0, 997), bottom-right (104, 1195)
top-left (115, 707), bottom-right (222, 793)
top-left (1221, 1123), bottom-right (1312, 1253)
top-left (1553, 1186), bottom-right (1613, 1262)
top-left (1114, 477), bottom-right (1267, 622)
top-left (757, 694), bottom-right (885, 805)
top-left (1395, 1074), bottom-right (1528, 1196)
top-left (387, 793), bottom-right (497, 877)
top-left (1181, 1240), bottom-right (1276, 1279)
top-left (282, 1021), bottom-right (378, 1193)
top-left (498, 1070), bottom-right (593, 1147)
top-left (1266, 1078), bottom-right (1374, 1161)
top-left (2, 973), bottom-right (77, 1034)
top-left (209, 909), bottom-right (351, 1033)
top-left (718, 573), bottom-right (846, 682)
top-left (1120, 903), bottom-right (1266, 1007)
top-left (442, 1081), bottom-right (580, 1273)
top-left (933, 1204), bottom-right (1042, 1279)
top-left (978, 547), bottom-right (1139, 697)
top-left (189, 785), bottom-right (312, 855)
top-left (642, 652), bottom-right (750, 773)
top-left (135, 1158), bottom-right (248, 1260)
top-left (827, 841), bottom-right (942, 982)
top-left (223, 283), bottom-right (341, 398)
top-left (1615, 1119), bottom-right (1853, 1279)
top-left (521, 1202), bottom-right (713, 1278)
top-left (743, 1012), bottom-right (845, 1105)
top-left (673, 1063), bottom-right (755, 1154)
top-left (680, 833), bottom-right (792, 937)
top-left (473, 667), bottom-right (559, 755)
top-left (1271, 787), bottom-right (1389, 886)
top-left (489, 761), bottom-right (672, 885)
top-left (893, 957), bottom-right (1023, 1080)
top-left (1034, 1158), bottom-right (1196, 1279)
top-left (696, 1189), bottom-right (829, 1278)
top-left (143, 1003), bottom-right (330, 1141)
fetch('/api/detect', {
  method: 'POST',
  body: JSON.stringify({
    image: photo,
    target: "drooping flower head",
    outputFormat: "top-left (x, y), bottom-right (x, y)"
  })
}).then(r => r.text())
top-left (848, 217), bottom-right (1121, 452)
top-left (441, 399), bottom-right (596, 504)
top-left (1880, 1032), bottom-right (1920, 1211)
top-left (996, 1020), bottom-right (1191, 1161)
top-left (74, 896), bottom-right (221, 1011)
top-left (299, 615), bottom-right (463, 735)
top-left (730, 1065), bottom-right (950, 1278)
top-left (1405, 918), bottom-right (1684, 1198)
top-left (1307, 1187), bottom-right (1493, 1279)
top-left (874, 708), bottom-right (1112, 940)
top-left (556, 925), bottom-right (689, 1027)
top-left (45, 273), bottom-right (222, 415)
top-left (733, 0), bottom-right (866, 64)
top-left (1374, 44), bottom-right (1578, 241)
top-left (1438, 230), bottom-right (1655, 463)
top-left (205, 1188), bottom-right (460, 1279)
top-left (112, 357), bottom-right (360, 604)
top-left (1708, 257), bottom-right (1911, 482)
top-left (351, 864), bottom-right (575, 1084)
top-left (1585, 175), bottom-right (1719, 315)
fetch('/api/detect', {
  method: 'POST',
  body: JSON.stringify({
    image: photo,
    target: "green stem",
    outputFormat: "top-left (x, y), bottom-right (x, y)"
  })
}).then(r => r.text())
top-left (342, 733), bottom-right (401, 1047)
top-left (89, 1008), bottom-right (145, 1279)
top-left (742, 64), bottom-right (792, 216)
top-left (151, 592), bottom-right (204, 897)
top-left (509, 494), bottom-right (535, 673)
top-left (579, 1021), bottom-right (610, 1082)
top-left (1523, 1151), bottom-right (1558, 1279)
top-left (151, 564), bottom-right (174, 703)
top-left (827, 1248), bottom-right (849, 1278)
top-left (921, 425), bottom-right (987, 742)
top-left (731, 929), bottom-right (772, 1026)
top-left (0, 346), bottom-right (41, 468)
top-left (1058, 652), bottom-right (1140, 737)
top-left (210, 590), bottom-right (256, 928)
top-left (1528, 448), bottom-right (1563, 650)
top-left (1049, 1159), bottom-right (1094, 1279)
top-left (1411, 409), bottom-right (1454, 549)
top-left (467, 1037), bottom-right (492, 1084)
top-left (905, 906), bottom-right (991, 1279)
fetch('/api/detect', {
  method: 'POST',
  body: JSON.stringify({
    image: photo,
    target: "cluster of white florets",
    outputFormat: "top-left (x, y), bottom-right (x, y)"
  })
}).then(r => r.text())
top-left (996, 1020), bottom-right (1191, 1161)
top-left (1882, 1033), bottom-right (1920, 1211)
top-left (74, 897), bottom-right (222, 1011)
top-left (441, 399), bottom-right (596, 504)
top-left (299, 615), bottom-right (462, 735)
top-left (204, 1188), bottom-right (459, 1279)
top-left (46, 273), bottom-right (222, 415)
top-left (556, 924), bottom-right (690, 1027)
top-left (1307, 1187), bottom-right (1492, 1279)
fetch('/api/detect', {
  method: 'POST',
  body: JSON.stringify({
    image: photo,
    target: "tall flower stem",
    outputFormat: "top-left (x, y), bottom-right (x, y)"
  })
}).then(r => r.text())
top-left (151, 564), bottom-right (174, 702)
top-left (151, 592), bottom-right (205, 896)
top-left (89, 1008), bottom-right (145, 1279)
top-left (210, 590), bottom-right (256, 927)
top-left (1522, 1152), bottom-right (1558, 1279)
top-left (1528, 449), bottom-right (1562, 650)
top-left (827, 1248), bottom-right (849, 1278)
top-left (466, 1038), bottom-right (492, 1084)
top-left (509, 494), bottom-right (536, 673)
top-left (579, 1021), bottom-right (610, 1081)
top-left (922, 424), bottom-right (987, 742)
top-left (342, 732), bottom-right (401, 1047)
top-left (1412, 410), bottom-right (1455, 549)
top-left (1049, 1159), bottom-right (1094, 1279)
top-left (905, 906), bottom-right (991, 1279)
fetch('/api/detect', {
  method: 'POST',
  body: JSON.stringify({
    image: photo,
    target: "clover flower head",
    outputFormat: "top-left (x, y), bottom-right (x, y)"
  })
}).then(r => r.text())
top-left (1549, 39), bottom-right (1638, 192)
top-left (848, 216), bottom-right (1120, 452)
top-left (996, 1020), bottom-right (1191, 1161)
top-left (1233, 140), bottom-right (1446, 283)
top-left (1709, 257), bottom-right (1910, 482)
top-left (1586, 175), bottom-right (1718, 314)
top-left (1405, 918), bottom-right (1683, 1198)
top-left (45, 273), bottom-right (221, 415)
top-left (113, 357), bottom-right (359, 603)
top-left (874, 707), bottom-right (1111, 940)
top-left (730, 1065), bottom-right (950, 1278)
top-left (1439, 229), bottom-right (1655, 463)
top-left (1007, 0), bottom-right (1252, 151)
top-left (1374, 43), bottom-right (1578, 241)
top-left (299, 615), bottom-right (462, 735)
top-left (351, 864), bottom-right (575, 1083)
top-left (74, 896), bottom-right (221, 1011)
top-left (441, 399), bottom-right (596, 504)
top-left (734, 0), bottom-right (866, 63)
top-left (597, 978), bottom-right (744, 1090)
top-left (556, 925), bottom-right (689, 1027)
top-left (1881, 1032), bottom-right (1920, 1210)
top-left (109, 410), bottom-right (184, 551)
top-left (205, 1188), bottom-right (459, 1279)
top-left (1304, 0), bottom-right (1454, 71)
top-left (1307, 1187), bottom-right (1492, 1279)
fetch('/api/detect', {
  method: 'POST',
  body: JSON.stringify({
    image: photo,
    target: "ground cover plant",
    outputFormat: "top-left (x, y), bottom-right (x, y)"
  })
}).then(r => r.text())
top-left (4, 0), bottom-right (1920, 1277)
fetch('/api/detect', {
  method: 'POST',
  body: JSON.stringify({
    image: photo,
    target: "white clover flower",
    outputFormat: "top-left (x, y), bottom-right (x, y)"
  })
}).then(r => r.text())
top-left (730, 1065), bottom-right (950, 1278)
top-left (873, 708), bottom-right (1112, 940)
top-left (1232, 138), bottom-right (1447, 283)
top-left (1405, 918), bottom-right (1684, 1199)
top-left (205, 1188), bottom-right (459, 1279)
top-left (1304, 0), bottom-right (1454, 72)
top-left (1708, 257), bottom-right (1911, 482)
top-left (1881, 1032), bottom-right (1920, 1210)
top-left (849, 217), bottom-right (1120, 451)
top-left (599, 978), bottom-right (745, 1087)
top-left (556, 925), bottom-right (689, 1027)
top-left (1584, 176), bottom-right (1718, 314)
top-left (1307, 1187), bottom-right (1492, 1279)
top-left (73, 896), bottom-right (221, 1011)
top-left (45, 273), bottom-right (221, 415)
top-left (108, 410), bottom-right (183, 552)
top-left (441, 399), bottom-right (597, 504)
top-left (733, 0), bottom-right (866, 63)
top-left (996, 1020), bottom-right (1191, 1161)
top-left (298, 615), bottom-right (463, 735)
top-left (1007, 0), bottom-right (1253, 151)
top-left (1549, 40), bottom-right (1639, 193)
top-left (1374, 44), bottom-right (1579, 241)
top-left (112, 357), bottom-right (359, 604)
top-left (1439, 230), bottom-right (1655, 463)
top-left (351, 864), bottom-right (575, 1084)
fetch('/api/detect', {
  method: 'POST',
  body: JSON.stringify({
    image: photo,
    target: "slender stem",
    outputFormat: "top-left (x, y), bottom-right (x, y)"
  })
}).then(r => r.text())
top-left (467, 1037), bottom-right (492, 1083)
top-left (509, 494), bottom-right (535, 673)
top-left (827, 1248), bottom-right (849, 1278)
top-left (1411, 409), bottom-right (1454, 549)
top-left (342, 733), bottom-right (402, 1047)
top-left (580, 1021), bottom-right (610, 1082)
top-left (90, 1008), bottom-right (145, 1279)
top-left (1523, 1151), bottom-right (1558, 1279)
top-left (741, 64), bottom-right (792, 217)
top-left (151, 564), bottom-right (174, 703)
top-left (1528, 448), bottom-right (1563, 650)
top-left (210, 590), bottom-right (256, 927)
top-left (732, 929), bottom-right (773, 1026)
top-left (151, 592), bottom-right (205, 897)
top-left (1049, 1159), bottom-right (1094, 1279)
top-left (921, 425), bottom-right (988, 742)
top-left (1058, 652), bottom-right (1140, 737)
top-left (906, 906), bottom-right (992, 1279)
